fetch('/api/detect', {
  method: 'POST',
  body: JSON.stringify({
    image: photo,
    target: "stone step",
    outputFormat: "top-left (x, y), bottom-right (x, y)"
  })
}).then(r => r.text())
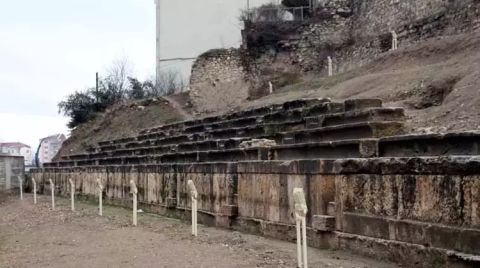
top-left (108, 108), bottom-right (400, 152)
top-left (63, 120), bottom-right (401, 162)
top-left (95, 99), bottom-right (389, 152)
top-left (139, 98), bottom-right (330, 135)
top-left (62, 138), bottom-right (252, 161)
top-left (53, 139), bottom-right (380, 167)
top-left (305, 107), bottom-right (405, 128)
top-left (279, 121), bottom-right (405, 144)
top-left (141, 101), bottom-right (344, 138)
top-left (97, 98), bottom-right (381, 148)
top-left (379, 132), bottom-right (480, 157)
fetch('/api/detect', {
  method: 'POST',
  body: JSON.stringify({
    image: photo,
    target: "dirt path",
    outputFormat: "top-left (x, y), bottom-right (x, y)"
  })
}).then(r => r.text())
top-left (163, 95), bottom-right (192, 120)
top-left (0, 193), bottom-right (399, 268)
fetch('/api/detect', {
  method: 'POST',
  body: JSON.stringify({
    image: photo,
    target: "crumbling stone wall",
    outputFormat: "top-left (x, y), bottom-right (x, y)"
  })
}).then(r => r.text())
top-left (242, 0), bottom-right (480, 75)
top-left (190, 49), bottom-right (252, 114)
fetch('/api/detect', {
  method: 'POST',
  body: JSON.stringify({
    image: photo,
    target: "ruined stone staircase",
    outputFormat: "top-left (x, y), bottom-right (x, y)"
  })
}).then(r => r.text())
top-left (34, 97), bottom-right (480, 268)
top-left (49, 98), bottom-right (406, 167)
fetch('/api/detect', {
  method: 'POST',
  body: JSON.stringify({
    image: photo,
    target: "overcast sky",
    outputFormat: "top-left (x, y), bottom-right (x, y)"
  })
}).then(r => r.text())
top-left (0, 0), bottom-right (270, 149)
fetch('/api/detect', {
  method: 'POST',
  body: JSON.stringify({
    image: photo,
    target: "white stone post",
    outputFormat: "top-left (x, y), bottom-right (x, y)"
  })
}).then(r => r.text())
top-left (32, 178), bottom-right (37, 205)
top-left (97, 179), bottom-right (104, 216)
top-left (130, 180), bottom-right (138, 226)
top-left (327, 56), bottom-right (333, 77)
top-left (293, 188), bottom-right (308, 268)
top-left (391, 31), bottom-right (398, 50)
top-left (268, 81), bottom-right (274, 94)
top-left (49, 179), bottom-right (55, 210)
top-left (69, 178), bottom-right (75, 211)
top-left (187, 180), bottom-right (198, 237)
top-left (18, 177), bottom-right (23, 200)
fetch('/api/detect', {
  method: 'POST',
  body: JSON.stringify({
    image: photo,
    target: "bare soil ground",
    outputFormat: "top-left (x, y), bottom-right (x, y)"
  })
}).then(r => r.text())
top-left (56, 97), bottom-right (185, 158)
top-left (0, 193), bottom-right (398, 268)
top-left (220, 31), bottom-right (480, 134)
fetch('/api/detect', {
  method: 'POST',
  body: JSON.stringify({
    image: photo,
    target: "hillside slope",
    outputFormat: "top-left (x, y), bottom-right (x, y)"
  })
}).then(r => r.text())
top-left (56, 98), bottom-right (185, 157)
top-left (235, 32), bottom-right (480, 133)
top-left (57, 32), bottom-right (480, 158)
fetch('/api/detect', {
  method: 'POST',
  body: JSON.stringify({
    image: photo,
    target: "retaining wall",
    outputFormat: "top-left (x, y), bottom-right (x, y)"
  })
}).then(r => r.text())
top-left (32, 157), bottom-right (480, 267)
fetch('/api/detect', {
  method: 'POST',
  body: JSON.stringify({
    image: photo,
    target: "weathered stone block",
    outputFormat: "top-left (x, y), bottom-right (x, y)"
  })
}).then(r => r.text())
top-left (312, 215), bottom-right (336, 231)
top-left (344, 99), bottom-right (382, 112)
top-left (165, 197), bottom-right (177, 209)
top-left (221, 205), bottom-right (238, 216)
top-left (327, 202), bottom-right (336, 216)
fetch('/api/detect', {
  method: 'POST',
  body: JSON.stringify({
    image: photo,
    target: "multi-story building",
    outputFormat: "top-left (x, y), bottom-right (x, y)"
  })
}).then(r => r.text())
top-left (37, 134), bottom-right (66, 166)
top-left (0, 142), bottom-right (32, 166)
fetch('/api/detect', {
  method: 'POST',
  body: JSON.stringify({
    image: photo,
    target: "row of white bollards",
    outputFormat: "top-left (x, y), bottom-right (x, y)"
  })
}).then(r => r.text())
top-left (69, 179), bottom-right (75, 211)
top-left (97, 179), bottom-right (104, 216)
top-left (49, 179), bottom-right (55, 210)
top-left (294, 188), bottom-right (308, 268)
top-left (25, 178), bottom-right (139, 227)
top-left (187, 180), bottom-right (198, 237)
top-left (130, 180), bottom-right (138, 226)
top-left (22, 178), bottom-right (307, 266)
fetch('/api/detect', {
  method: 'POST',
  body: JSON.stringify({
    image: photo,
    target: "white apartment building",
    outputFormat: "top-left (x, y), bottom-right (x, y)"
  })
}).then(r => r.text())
top-left (37, 134), bottom-right (67, 166)
top-left (0, 142), bottom-right (33, 166)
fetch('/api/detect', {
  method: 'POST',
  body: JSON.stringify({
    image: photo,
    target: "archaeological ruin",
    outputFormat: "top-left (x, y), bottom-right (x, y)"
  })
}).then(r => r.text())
top-left (28, 0), bottom-right (480, 267)
top-left (32, 98), bottom-right (480, 267)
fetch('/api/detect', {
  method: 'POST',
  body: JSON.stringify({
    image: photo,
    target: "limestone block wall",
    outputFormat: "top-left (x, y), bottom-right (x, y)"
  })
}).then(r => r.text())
top-left (31, 157), bottom-right (480, 266)
top-left (189, 49), bottom-right (252, 113)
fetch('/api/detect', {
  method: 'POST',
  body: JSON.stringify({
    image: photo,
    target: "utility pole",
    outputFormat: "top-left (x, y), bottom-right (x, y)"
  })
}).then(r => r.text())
top-left (95, 72), bottom-right (99, 103)
top-left (155, 0), bottom-right (161, 83)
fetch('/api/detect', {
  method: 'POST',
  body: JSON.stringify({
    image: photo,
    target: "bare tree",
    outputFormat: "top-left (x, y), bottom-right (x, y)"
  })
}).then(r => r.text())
top-left (155, 69), bottom-right (185, 96)
top-left (105, 56), bottom-right (133, 96)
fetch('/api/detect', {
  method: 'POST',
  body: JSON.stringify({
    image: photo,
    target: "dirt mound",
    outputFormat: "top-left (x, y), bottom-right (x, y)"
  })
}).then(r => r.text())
top-left (57, 97), bottom-right (185, 157)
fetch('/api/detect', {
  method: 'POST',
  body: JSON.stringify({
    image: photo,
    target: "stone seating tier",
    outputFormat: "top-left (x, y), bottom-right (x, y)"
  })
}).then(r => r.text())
top-left (91, 105), bottom-right (401, 154)
top-left (95, 98), bottom-right (383, 148)
top-left (59, 120), bottom-right (403, 163)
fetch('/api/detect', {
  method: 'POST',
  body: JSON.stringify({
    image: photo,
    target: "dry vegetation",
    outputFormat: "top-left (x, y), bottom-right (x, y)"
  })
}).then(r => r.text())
top-left (57, 97), bottom-right (185, 157)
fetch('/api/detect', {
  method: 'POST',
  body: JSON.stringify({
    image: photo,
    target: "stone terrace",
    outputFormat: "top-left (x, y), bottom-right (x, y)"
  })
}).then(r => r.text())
top-left (33, 98), bottom-right (480, 268)
top-left (48, 98), bottom-right (406, 167)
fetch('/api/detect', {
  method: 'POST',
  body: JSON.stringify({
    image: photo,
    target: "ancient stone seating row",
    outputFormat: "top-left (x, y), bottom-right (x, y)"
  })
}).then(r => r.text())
top-left (95, 98), bottom-right (331, 149)
top-left (139, 98), bottom-right (331, 135)
top-left (91, 100), bottom-right (395, 154)
top-left (56, 120), bottom-right (401, 164)
top-left (62, 109), bottom-right (403, 163)
top-left (48, 98), bottom-right (407, 168)
top-left (136, 99), bottom-right (384, 140)
top-left (46, 132), bottom-right (480, 168)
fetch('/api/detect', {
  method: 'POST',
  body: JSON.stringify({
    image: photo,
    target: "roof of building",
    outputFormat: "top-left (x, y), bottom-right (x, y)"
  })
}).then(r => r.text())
top-left (0, 142), bottom-right (31, 148)
top-left (40, 134), bottom-right (67, 143)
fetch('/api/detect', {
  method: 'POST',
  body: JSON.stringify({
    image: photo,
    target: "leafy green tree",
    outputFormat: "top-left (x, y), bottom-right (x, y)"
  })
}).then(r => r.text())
top-left (58, 90), bottom-right (97, 128)
top-left (127, 77), bottom-right (146, 100)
